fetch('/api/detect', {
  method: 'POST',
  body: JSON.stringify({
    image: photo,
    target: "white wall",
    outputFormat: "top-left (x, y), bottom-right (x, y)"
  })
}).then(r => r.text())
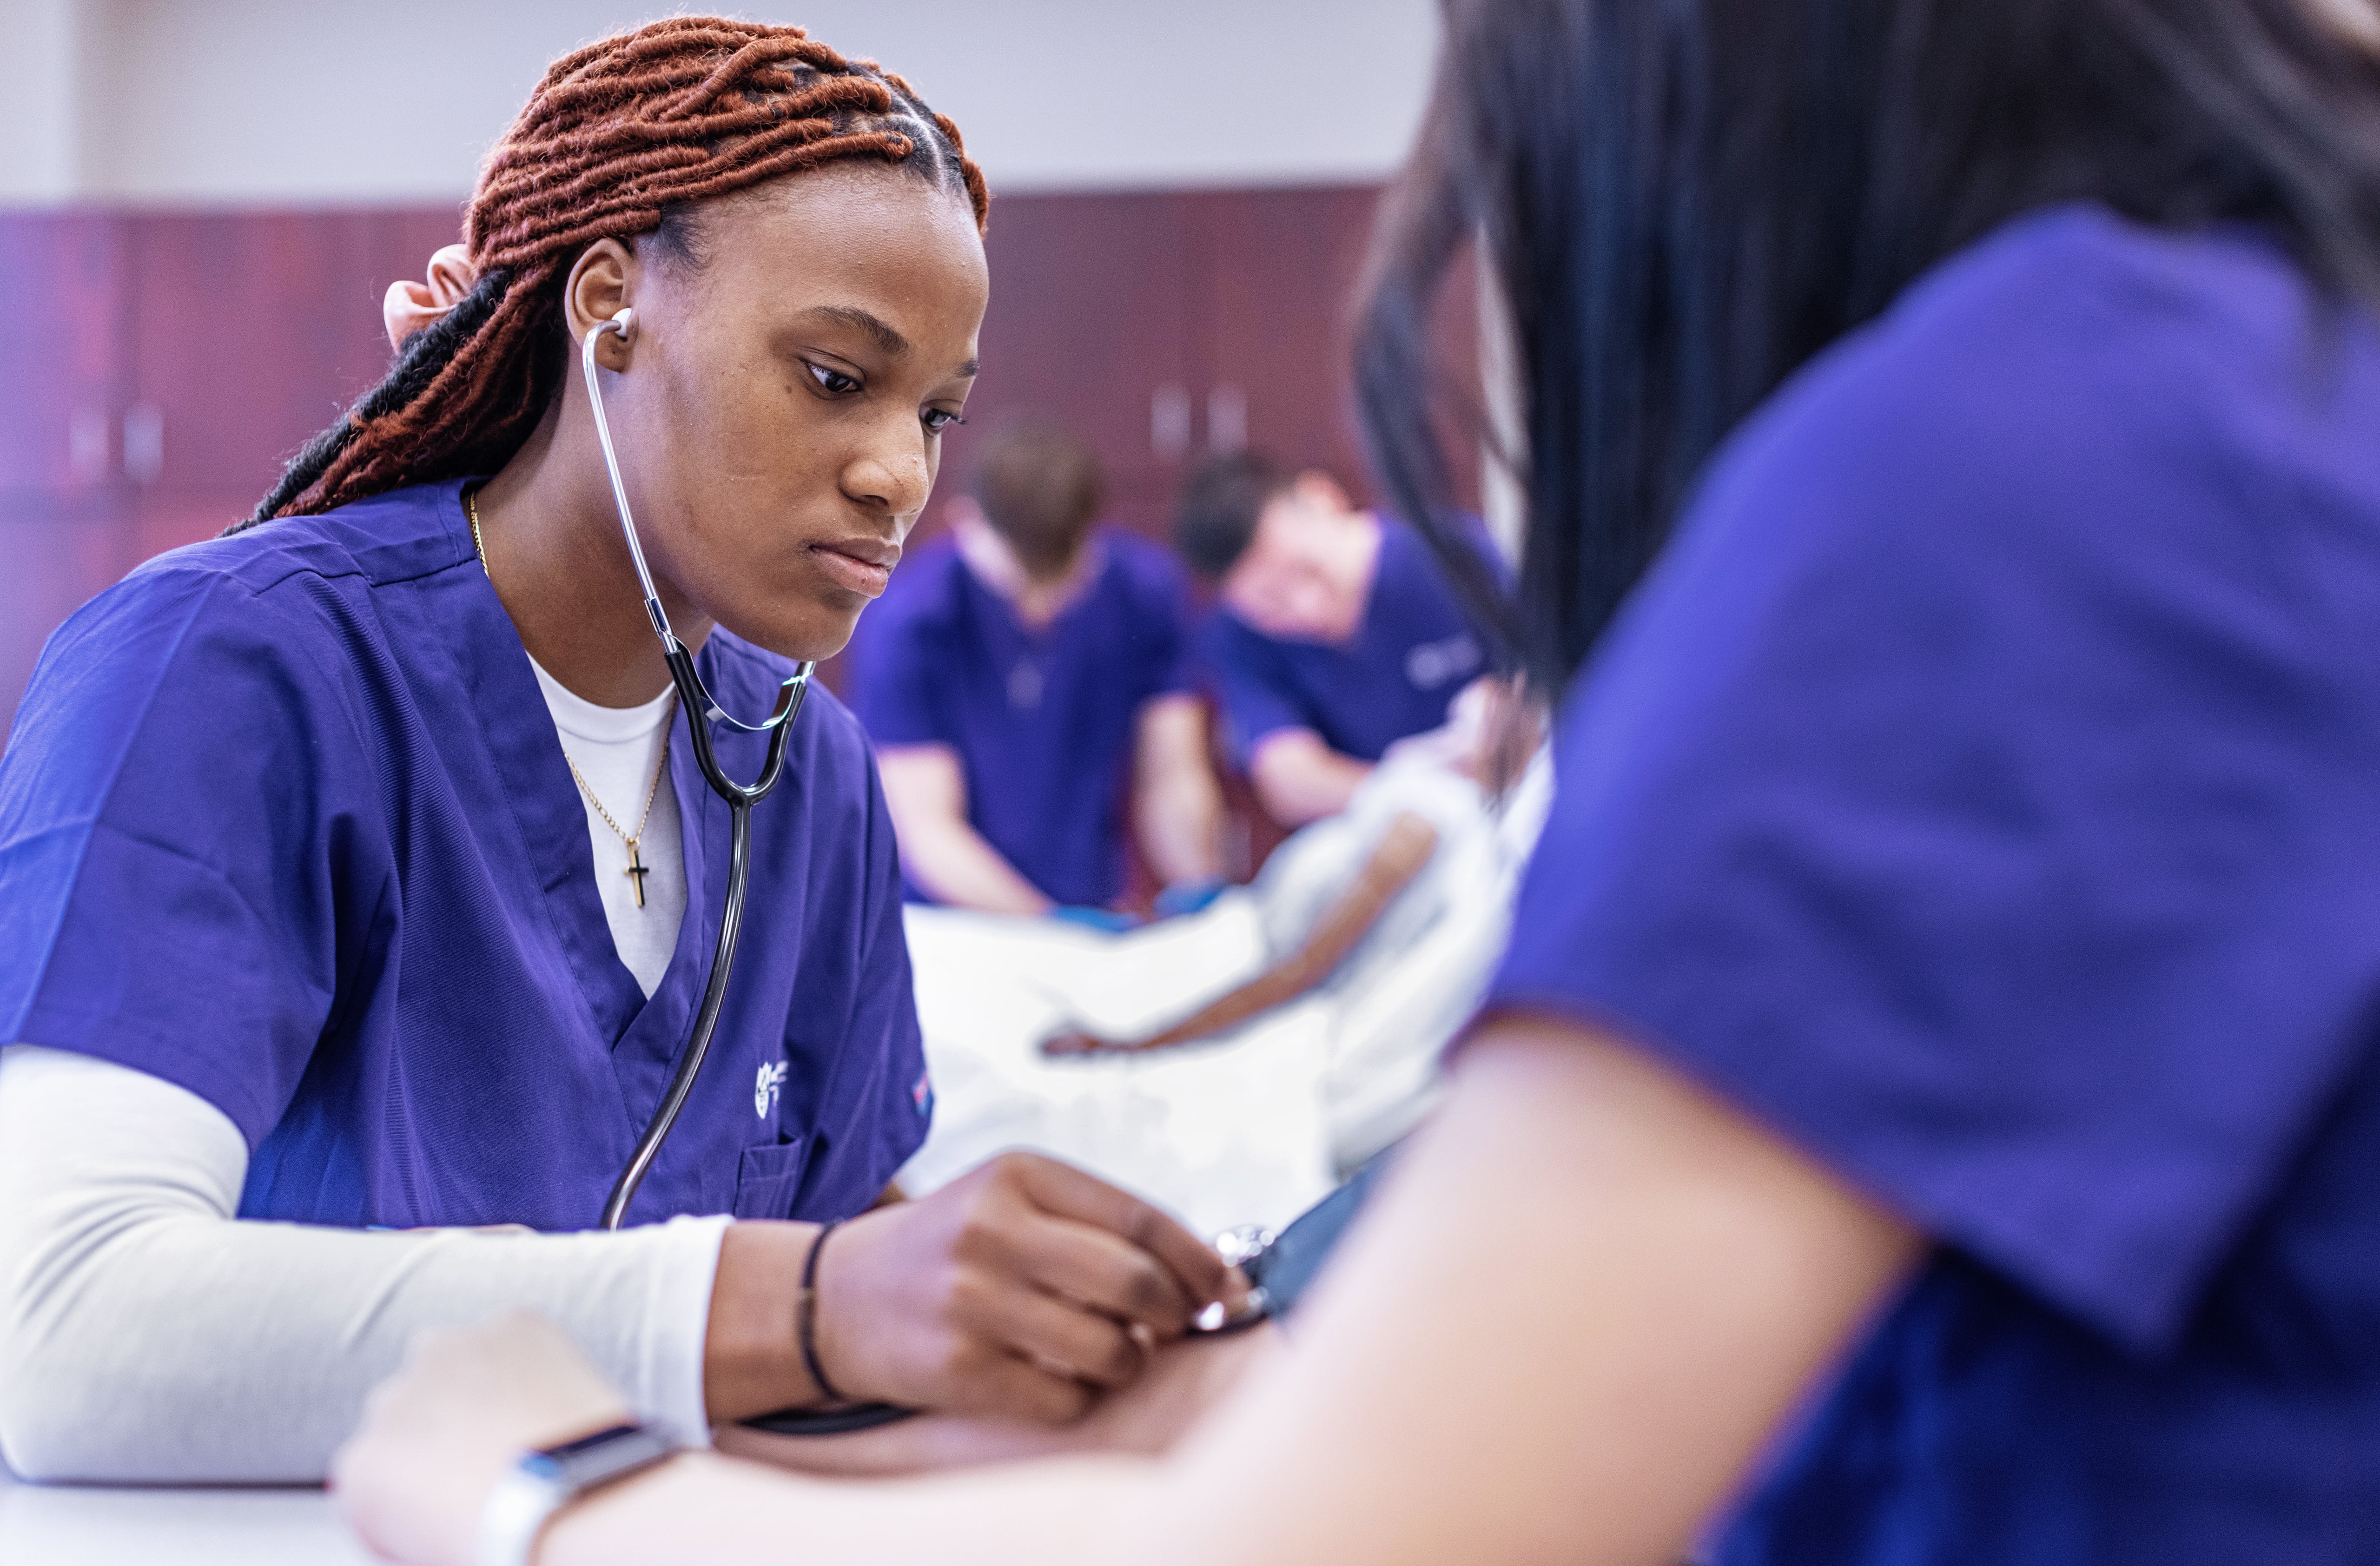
top-left (0, 0), bottom-right (86, 201)
top-left (1, 0), bottom-right (1440, 206)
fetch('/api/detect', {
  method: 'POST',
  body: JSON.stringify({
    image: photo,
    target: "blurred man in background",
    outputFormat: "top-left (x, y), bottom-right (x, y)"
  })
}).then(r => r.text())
top-left (854, 418), bottom-right (1224, 918)
top-left (1177, 452), bottom-right (1505, 826)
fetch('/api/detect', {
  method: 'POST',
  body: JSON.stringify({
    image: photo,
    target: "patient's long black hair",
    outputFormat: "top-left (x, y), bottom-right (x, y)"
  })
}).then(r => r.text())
top-left (1357, 0), bottom-right (2380, 695)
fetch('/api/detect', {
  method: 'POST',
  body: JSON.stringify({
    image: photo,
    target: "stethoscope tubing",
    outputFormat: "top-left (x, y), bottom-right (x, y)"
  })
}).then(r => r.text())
top-left (579, 313), bottom-right (915, 1434)
top-left (596, 650), bottom-right (803, 1230)
top-left (578, 312), bottom-right (808, 1232)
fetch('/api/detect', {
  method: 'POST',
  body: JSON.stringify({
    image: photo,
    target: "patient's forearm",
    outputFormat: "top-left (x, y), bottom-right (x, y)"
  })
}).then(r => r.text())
top-left (547, 1450), bottom-right (1163, 1566)
top-left (483, 1021), bottom-right (1918, 1566)
top-left (1044, 814), bottom-right (1439, 1057)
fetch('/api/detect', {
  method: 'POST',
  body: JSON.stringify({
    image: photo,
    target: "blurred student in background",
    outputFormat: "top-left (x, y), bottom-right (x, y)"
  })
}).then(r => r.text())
top-left (854, 418), bottom-right (1223, 918)
top-left (1176, 453), bottom-right (1504, 826)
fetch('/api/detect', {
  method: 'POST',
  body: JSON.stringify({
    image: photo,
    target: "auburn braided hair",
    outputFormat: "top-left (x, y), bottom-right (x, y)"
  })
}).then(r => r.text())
top-left (233, 17), bottom-right (988, 531)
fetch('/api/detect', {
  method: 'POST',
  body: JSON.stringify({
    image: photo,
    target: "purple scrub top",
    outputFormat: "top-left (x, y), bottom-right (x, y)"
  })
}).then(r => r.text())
top-left (1199, 517), bottom-right (1497, 766)
top-left (1488, 205), bottom-right (2380, 1559)
top-left (0, 480), bottom-right (928, 1231)
top-left (849, 528), bottom-right (1196, 909)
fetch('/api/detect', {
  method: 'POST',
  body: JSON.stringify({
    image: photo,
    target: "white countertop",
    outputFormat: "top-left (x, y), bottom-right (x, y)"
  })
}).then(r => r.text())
top-left (0, 1461), bottom-right (372, 1565)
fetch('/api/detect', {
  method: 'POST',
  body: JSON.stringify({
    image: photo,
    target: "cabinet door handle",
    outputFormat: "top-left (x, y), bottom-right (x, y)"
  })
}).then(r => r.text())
top-left (123, 404), bottom-right (165, 485)
top-left (69, 407), bottom-right (110, 483)
top-left (1151, 384), bottom-right (1191, 461)
top-left (1207, 384), bottom-right (1247, 456)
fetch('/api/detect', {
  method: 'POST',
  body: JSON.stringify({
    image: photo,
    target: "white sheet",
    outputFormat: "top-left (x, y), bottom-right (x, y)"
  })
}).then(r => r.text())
top-left (897, 751), bottom-right (1552, 1239)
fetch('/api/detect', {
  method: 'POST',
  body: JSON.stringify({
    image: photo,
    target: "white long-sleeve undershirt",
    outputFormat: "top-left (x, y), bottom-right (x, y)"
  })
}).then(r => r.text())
top-left (0, 657), bottom-right (721, 1484)
top-left (0, 1044), bottom-right (728, 1482)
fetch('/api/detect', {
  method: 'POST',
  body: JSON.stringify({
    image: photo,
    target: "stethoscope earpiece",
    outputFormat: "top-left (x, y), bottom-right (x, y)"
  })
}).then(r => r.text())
top-left (603, 307), bottom-right (635, 342)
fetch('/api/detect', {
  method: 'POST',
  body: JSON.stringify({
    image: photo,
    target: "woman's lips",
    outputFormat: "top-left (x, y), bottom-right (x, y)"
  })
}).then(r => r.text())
top-left (809, 537), bottom-right (899, 598)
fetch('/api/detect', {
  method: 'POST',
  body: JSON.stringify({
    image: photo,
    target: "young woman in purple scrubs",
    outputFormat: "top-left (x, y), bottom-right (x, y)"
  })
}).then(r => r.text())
top-left (0, 20), bottom-right (1237, 1484)
top-left (333, 1), bottom-right (2380, 1562)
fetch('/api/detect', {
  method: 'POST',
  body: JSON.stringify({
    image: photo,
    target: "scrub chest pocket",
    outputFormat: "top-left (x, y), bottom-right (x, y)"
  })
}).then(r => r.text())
top-left (734, 1138), bottom-right (814, 1220)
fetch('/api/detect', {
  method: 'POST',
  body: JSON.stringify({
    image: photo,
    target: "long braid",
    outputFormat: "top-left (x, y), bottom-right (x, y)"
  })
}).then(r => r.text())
top-left (231, 18), bottom-right (987, 533)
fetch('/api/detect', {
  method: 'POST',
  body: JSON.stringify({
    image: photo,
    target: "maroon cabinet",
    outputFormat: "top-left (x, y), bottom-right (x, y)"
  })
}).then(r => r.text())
top-left (939, 184), bottom-right (1391, 547)
top-left (953, 191), bottom-right (1198, 536)
top-left (1, 213), bottom-right (137, 733)
top-left (4, 186), bottom-right (1423, 738)
top-left (0, 205), bottom-right (464, 735)
top-left (0, 214), bottom-right (129, 501)
top-left (1192, 185), bottom-right (1387, 494)
top-left (119, 207), bottom-right (465, 560)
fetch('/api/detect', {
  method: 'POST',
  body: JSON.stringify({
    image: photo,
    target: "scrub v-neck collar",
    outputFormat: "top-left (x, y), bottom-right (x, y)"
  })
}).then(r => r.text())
top-left (428, 482), bottom-right (715, 1055)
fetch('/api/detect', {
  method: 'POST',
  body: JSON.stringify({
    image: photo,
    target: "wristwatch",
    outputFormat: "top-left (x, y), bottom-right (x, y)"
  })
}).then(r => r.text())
top-left (476, 1421), bottom-right (679, 1566)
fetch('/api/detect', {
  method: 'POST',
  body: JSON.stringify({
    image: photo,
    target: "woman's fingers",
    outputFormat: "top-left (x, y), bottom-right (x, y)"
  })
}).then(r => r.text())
top-left (956, 1349), bottom-right (1097, 1426)
top-left (988, 1208), bottom-right (1200, 1331)
top-left (1008, 1154), bottom-right (1238, 1313)
top-left (955, 1269), bottom-right (1150, 1388)
top-left (808, 1153), bottom-right (1241, 1421)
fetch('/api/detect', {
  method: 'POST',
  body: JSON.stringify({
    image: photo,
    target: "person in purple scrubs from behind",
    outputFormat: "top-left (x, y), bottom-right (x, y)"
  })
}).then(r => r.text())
top-left (0, 20), bottom-right (1233, 1487)
top-left (851, 418), bottom-right (1224, 917)
top-left (1177, 452), bottom-right (1507, 826)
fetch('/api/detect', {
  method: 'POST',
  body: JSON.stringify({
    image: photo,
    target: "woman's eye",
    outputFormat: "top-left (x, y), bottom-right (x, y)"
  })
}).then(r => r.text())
top-left (806, 363), bottom-right (861, 395)
top-left (922, 409), bottom-right (967, 435)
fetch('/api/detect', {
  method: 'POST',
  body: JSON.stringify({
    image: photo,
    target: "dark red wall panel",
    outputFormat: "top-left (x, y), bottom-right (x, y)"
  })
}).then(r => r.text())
top-left (944, 190), bottom-right (1197, 542)
top-left (4, 189), bottom-right (1399, 751)
top-left (0, 214), bottom-right (131, 502)
top-left (123, 205), bottom-right (465, 516)
top-left (1194, 185), bottom-right (1384, 496)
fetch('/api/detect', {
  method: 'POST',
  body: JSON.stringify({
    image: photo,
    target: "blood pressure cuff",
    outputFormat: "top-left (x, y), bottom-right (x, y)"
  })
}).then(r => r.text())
top-left (1243, 1145), bottom-right (1399, 1323)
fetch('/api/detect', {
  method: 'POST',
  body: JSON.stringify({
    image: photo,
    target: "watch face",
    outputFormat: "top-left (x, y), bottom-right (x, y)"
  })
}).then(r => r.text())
top-left (543, 1423), bottom-right (647, 1460)
top-left (526, 1423), bottom-right (677, 1491)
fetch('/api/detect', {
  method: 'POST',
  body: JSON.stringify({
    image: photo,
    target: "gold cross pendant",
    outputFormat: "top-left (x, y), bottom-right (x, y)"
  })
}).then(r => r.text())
top-left (623, 841), bottom-right (650, 909)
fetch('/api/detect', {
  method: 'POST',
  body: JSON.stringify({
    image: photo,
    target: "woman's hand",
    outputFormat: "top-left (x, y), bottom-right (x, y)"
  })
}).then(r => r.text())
top-left (814, 1152), bottom-right (1243, 1422)
top-left (333, 1313), bottom-right (642, 1566)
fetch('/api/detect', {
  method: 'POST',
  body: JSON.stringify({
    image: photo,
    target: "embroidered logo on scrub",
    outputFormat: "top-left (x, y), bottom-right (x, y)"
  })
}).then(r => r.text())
top-left (912, 1067), bottom-right (934, 1117)
top-left (1405, 631), bottom-right (1483, 691)
top-left (755, 1061), bottom-right (789, 1119)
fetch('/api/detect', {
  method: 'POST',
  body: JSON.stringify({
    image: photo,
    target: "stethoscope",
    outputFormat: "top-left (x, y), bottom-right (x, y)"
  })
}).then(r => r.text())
top-left (574, 311), bottom-right (1258, 1431)
top-left (577, 312), bottom-right (921, 1436)
top-left (578, 310), bottom-right (814, 1234)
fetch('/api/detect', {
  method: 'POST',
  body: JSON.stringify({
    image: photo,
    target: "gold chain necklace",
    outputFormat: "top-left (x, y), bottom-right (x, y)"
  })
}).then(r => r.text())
top-left (470, 488), bottom-right (676, 910)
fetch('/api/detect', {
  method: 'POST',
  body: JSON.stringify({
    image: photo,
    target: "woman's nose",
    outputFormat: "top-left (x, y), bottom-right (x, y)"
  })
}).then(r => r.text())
top-left (841, 422), bottom-right (932, 517)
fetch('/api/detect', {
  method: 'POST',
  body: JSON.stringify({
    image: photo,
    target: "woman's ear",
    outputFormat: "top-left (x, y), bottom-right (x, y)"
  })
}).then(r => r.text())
top-left (564, 238), bottom-right (639, 372)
